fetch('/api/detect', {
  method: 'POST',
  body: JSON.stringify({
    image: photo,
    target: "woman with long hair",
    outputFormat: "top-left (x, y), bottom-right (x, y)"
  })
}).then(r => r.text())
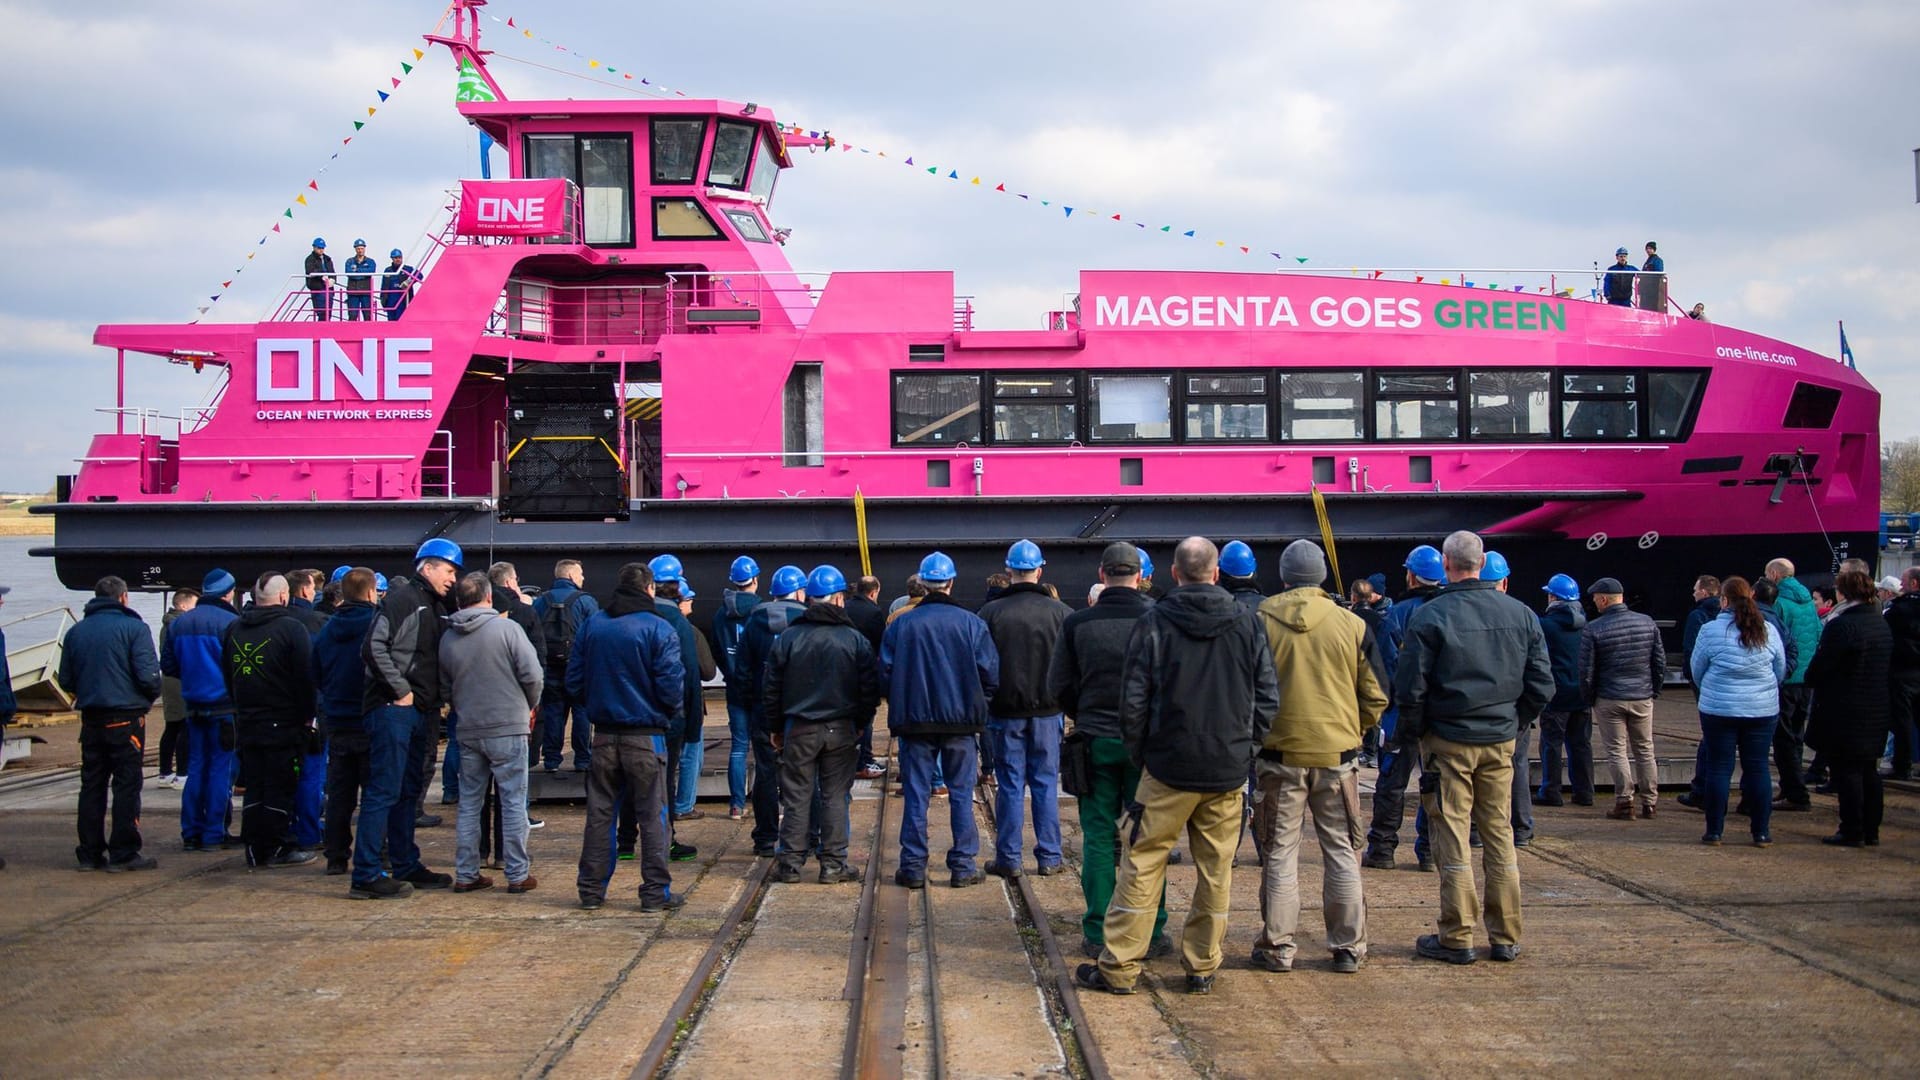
top-left (1805, 570), bottom-right (1896, 846)
top-left (1688, 576), bottom-right (1787, 846)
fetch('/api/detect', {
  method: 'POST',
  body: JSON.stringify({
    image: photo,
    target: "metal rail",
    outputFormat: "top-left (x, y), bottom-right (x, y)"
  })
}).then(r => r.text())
top-left (628, 854), bottom-right (776, 1080)
top-left (840, 745), bottom-right (907, 1080)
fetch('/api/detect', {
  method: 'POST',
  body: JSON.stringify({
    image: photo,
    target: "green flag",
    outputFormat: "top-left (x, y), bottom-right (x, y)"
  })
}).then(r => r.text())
top-left (455, 58), bottom-right (496, 104)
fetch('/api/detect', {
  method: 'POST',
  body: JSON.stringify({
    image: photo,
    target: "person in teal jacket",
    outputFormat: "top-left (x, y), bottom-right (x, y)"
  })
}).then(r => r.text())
top-left (1764, 559), bottom-right (1821, 810)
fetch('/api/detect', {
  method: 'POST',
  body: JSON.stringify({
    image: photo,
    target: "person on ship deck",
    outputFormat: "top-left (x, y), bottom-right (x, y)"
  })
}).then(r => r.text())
top-left (342, 239), bottom-right (377, 321)
top-left (304, 238), bottom-right (334, 321)
top-left (1602, 247), bottom-right (1636, 306)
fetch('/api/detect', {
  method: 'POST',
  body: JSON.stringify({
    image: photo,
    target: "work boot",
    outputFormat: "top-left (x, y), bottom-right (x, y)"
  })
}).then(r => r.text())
top-left (1184, 974), bottom-right (1215, 995)
top-left (670, 842), bottom-right (698, 862)
top-left (267, 848), bottom-right (318, 868)
top-left (1606, 801), bottom-right (1635, 820)
top-left (104, 855), bottom-right (159, 873)
top-left (772, 864), bottom-right (802, 884)
top-left (453, 874), bottom-right (495, 893)
top-left (1250, 948), bottom-right (1293, 973)
top-left (1416, 853), bottom-right (1435, 872)
top-left (349, 876), bottom-right (414, 900)
top-left (507, 876), bottom-right (539, 894)
top-left (982, 860), bottom-right (1022, 879)
top-left (1147, 934), bottom-right (1175, 960)
top-left (818, 864), bottom-right (860, 885)
top-left (950, 870), bottom-right (985, 889)
top-left (401, 866), bottom-right (453, 890)
top-left (1330, 948), bottom-right (1361, 974)
top-left (1489, 943), bottom-right (1521, 962)
top-left (1772, 798), bottom-right (1811, 813)
top-left (325, 857), bottom-right (349, 876)
top-left (1636, 804), bottom-right (1656, 820)
top-left (1415, 934), bottom-right (1476, 965)
top-left (1034, 862), bottom-right (1069, 877)
top-left (414, 813), bottom-right (443, 829)
top-left (1362, 849), bottom-right (1395, 871)
top-left (893, 869), bottom-right (926, 890)
top-left (1531, 792), bottom-right (1563, 807)
top-left (1073, 964), bottom-right (1135, 996)
top-left (640, 891), bottom-right (687, 912)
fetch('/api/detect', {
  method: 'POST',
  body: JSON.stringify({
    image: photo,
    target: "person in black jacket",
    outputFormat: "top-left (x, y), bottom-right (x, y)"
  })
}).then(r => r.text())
top-left (1579, 577), bottom-right (1667, 821)
top-left (764, 566), bottom-right (880, 884)
top-left (1886, 568), bottom-right (1920, 781)
top-left (737, 567), bottom-right (810, 857)
top-left (57, 576), bottom-right (163, 872)
top-left (304, 238), bottom-right (334, 320)
top-left (1806, 570), bottom-right (1896, 846)
top-left (313, 568), bottom-right (378, 875)
top-left (845, 576), bottom-right (889, 778)
top-left (223, 573), bottom-right (320, 869)
top-left (1534, 575), bottom-right (1591, 807)
top-left (979, 540), bottom-right (1073, 879)
top-left (1077, 538), bottom-right (1278, 997)
top-left (1049, 544), bottom-right (1171, 958)
top-left (711, 558), bottom-right (764, 820)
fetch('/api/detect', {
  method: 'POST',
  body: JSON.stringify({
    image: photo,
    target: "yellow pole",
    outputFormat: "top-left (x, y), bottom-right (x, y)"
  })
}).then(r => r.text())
top-left (1311, 485), bottom-right (1344, 596)
top-left (853, 488), bottom-right (872, 577)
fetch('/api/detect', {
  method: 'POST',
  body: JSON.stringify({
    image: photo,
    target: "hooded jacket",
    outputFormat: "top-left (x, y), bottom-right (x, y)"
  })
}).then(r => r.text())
top-left (1884, 591), bottom-right (1920, 675)
top-left (1689, 612), bottom-right (1786, 718)
top-left (532, 580), bottom-right (599, 688)
top-left (1254, 587), bottom-right (1387, 766)
top-left (565, 587), bottom-right (684, 734)
top-left (737, 597), bottom-right (806, 732)
top-left (978, 582), bottom-right (1072, 718)
top-left (1578, 602), bottom-right (1666, 703)
top-left (439, 604), bottom-right (543, 743)
top-left (1773, 576), bottom-right (1820, 684)
top-left (57, 596), bottom-right (161, 717)
top-left (360, 578), bottom-right (450, 712)
top-left (1805, 602), bottom-right (1895, 758)
top-left (1047, 585), bottom-right (1153, 742)
top-left (1538, 600), bottom-right (1589, 712)
top-left (1679, 595), bottom-right (1722, 676)
top-left (161, 597), bottom-right (239, 711)
top-left (222, 604), bottom-right (316, 732)
top-left (711, 587), bottom-right (764, 703)
top-left (1227, 582), bottom-right (1266, 618)
top-left (656, 597), bottom-right (713, 741)
top-left (845, 592), bottom-right (888, 653)
top-left (312, 599), bottom-right (377, 722)
top-left (763, 602), bottom-right (881, 732)
top-left (1395, 579), bottom-right (1554, 746)
top-left (879, 590), bottom-right (1000, 737)
top-left (1375, 583), bottom-right (1440, 743)
top-left (491, 588), bottom-right (546, 682)
top-left (1118, 583), bottom-right (1278, 792)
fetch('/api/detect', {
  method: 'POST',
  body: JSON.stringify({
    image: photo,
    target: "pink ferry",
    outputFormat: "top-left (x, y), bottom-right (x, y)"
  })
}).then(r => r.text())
top-left (39, 2), bottom-right (1878, 633)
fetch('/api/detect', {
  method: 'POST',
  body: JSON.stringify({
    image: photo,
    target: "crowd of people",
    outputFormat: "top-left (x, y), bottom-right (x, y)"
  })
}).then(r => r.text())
top-left (8, 530), bottom-right (1914, 995)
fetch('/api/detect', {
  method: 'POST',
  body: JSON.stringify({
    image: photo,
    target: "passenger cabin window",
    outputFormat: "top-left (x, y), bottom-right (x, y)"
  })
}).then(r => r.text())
top-left (1375, 373), bottom-right (1458, 441)
top-left (1185, 374), bottom-right (1269, 441)
top-left (894, 374), bottom-right (981, 445)
top-left (1089, 374), bottom-right (1172, 442)
top-left (524, 133), bottom-right (633, 245)
top-left (724, 208), bottom-right (770, 242)
top-left (653, 198), bottom-right (723, 240)
top-left (1280, 371), bottom-right (1364, 440)
top-left (992, 373), bottom-right (1077, 443)
top-left (1650, 371), bottom-right (1706, 438)
top-left (1562, 372), bottom-right (1639, 440)
top-left (1782, 382), bottom-right (1841, 429)
top-left (783, 363), bottom-right (823, 467)
top-left (749, 138), bottom-right (780, 205)
top-left (708, 121), bottom-right (755, 189)
top-left (1468, 370), bottom-right (1550, 438)
top-left (650, 118), bottom-right (706, 184)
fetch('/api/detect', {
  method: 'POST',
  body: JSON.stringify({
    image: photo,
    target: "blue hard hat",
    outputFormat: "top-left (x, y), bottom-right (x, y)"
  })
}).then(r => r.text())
top-left (329, 565), bottom-right (352, 584)
top-left (1404, 544), bottom-right (1444, 582)
top-left (1219, 540), bottom-right (1257, 578)
top-left (1006, 539), bottom-right (1045, 571)
top-left (648, 554), bottom-right (684, 584)
top-left (353, 238), bottom-right (367, 247)
top-left (312, 237), bottom-right (326, 248)
top-left (415, 537), bottom-right (463, 567)
top-left (389, 248), bottom-right (403, 258)
top-left (1544, 573), bottom-right (1581, 601)
top-left (729, 555), bottom-right (760, 585)
top-left (806, 564), bottom-right (848, 598)
top-left (680, 582), bottom-right (697, 600)
top-left (374, 573), bottom-right (389, 592)
top-left (769, 564), bottom-right (808, 596)
top-left (1481, 551), bottom-right (1510, 582)
top-left (1138, 548), bottom-right (1154, 579)
top-left (919, 551), bottom-right (957, 583)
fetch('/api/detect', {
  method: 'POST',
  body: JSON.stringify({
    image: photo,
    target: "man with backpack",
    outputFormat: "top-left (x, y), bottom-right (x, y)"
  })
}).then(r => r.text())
top-left (736, 566), bottom-right (810, 857)
top-left (710, 555), bottom-right (763, 821)
top-left (533, 559), bottom-right (599, 774)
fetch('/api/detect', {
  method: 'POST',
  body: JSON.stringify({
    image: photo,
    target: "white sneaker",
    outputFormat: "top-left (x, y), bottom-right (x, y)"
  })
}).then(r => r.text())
top-left (172, 775), bottom-right (189, 789)
top-left (158, 774), bottom-right (177, 787)
top-left (527, 817), bottom-right (545, 830)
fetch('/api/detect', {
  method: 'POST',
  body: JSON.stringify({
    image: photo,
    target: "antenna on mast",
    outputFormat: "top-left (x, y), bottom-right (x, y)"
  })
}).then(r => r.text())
top-left (425, 0), bottom-right (507, 101)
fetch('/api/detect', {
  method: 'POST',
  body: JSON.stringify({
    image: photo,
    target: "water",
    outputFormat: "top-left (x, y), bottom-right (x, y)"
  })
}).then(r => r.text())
top-left (0, 536), bottom-right (166, 647)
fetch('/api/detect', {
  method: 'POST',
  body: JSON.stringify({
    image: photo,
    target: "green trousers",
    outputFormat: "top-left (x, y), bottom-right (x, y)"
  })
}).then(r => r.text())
top-left (1079, 736), bottom-right (1168, 945)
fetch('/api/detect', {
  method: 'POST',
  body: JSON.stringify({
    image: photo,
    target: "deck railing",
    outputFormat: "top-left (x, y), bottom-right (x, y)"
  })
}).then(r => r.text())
top-left (662, 271), bottom-right (824, 335)
top-left (491, 279), bottom-right (668, 345)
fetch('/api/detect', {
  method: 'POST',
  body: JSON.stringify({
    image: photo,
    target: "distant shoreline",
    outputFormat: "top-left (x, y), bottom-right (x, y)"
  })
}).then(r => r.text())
top-left (0, 518), bottom-right (53, 537)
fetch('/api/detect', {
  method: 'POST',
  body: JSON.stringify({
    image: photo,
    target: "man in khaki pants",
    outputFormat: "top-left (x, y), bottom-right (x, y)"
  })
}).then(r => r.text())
top-left (1074, 538), bottom-right (1278, 996)
top-left (1578, 577), bottom-right (1666, 820)
top-left (1250, 540), bottom-right (1388, 974)
top-left (1395, 531), bottom-right (1554, 964)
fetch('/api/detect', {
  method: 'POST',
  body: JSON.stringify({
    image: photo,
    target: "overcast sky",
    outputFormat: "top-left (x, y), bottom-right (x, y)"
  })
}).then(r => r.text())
top-left (0, 0), bottom-right (1914, 492)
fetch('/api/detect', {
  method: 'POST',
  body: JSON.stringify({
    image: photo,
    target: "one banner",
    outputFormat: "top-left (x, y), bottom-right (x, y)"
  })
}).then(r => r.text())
top-left (456, 178), bottom-right (568, 236)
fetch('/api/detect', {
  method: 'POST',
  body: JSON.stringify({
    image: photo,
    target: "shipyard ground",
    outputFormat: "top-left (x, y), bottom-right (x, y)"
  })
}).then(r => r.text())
top-left (1, 702), bottom-right (1916, 1078)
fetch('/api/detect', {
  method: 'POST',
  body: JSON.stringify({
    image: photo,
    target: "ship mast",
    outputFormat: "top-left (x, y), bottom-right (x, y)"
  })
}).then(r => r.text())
top-left (424, 0), bottom-right (507, 101)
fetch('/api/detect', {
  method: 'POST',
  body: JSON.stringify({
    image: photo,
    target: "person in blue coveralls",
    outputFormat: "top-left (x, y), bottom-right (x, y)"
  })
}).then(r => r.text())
top-left (1603, 247), bottom-right (1636, 306)
top-left (381, 249), bottom-right (419, 319)
top-left (342, 239), bottom-right (377, 321)
top-left (163, 569), bottom-right (243, 852)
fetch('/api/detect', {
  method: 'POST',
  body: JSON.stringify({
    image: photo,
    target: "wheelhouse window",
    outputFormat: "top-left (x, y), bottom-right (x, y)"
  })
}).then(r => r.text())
top-left (1468, 370), bottom-right (1550, 438)
top-left (1562, 372), bottom-right (1639, 440)
top-left (1782, 381), bottom-right (1841, 429)
top-left (723, 208), bottom-right (770, 242)
top-left (652, 197), bottom-right (723, 240)
top-left (1280, 371), bottom-right (1364, 440)
top-left (992, 373), bottom-right (1077, 443)
top-left (1650, 371), bottom-right (1707, 438)
top-left (650, 118), bottom-right (706, 184)
top-left (783, 363), bottom-right (823, 467)
top-left (1089, 374), bottom-right (1173, 442)
top-left (707, 120), bottom-right (755, 189)
top-left (894, 373), bottom-right (981, 445)
top-left (1184, 373), bottom-right (1269, 441)
top-left (1375, 373), bottom-right (1459, 441)
top-left (524, 133), bottom-right (633, 245)
top-left (749, 137), bottom-right (780, 205)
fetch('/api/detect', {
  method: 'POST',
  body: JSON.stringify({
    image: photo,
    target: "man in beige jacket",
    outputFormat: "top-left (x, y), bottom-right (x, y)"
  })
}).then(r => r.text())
top-left (1251, 540), bottom-right (1388, 974)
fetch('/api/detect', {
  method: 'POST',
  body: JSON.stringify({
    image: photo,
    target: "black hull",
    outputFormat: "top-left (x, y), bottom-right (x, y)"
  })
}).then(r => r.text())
top-left (32, 495), bottom-right (1866, 644)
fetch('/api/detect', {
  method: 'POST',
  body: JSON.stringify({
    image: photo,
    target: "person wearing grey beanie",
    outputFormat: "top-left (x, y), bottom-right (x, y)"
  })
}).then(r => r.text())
top-left (1279, 539), bottom-right (1329, 589)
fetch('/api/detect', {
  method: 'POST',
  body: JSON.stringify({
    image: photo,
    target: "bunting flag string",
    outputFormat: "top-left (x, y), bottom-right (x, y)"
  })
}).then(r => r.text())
top-left (197, 42), bottom-right (430, 318)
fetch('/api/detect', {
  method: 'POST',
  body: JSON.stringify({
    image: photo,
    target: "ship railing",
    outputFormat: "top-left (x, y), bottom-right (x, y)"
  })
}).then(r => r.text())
top-left (422, 428), bottom-right (454, 497)
top-left (661, 270), bottom-right (825, 335)
top-left (265, 269), bottom-right (425, 323)
top-left (491, 278), bottom-right (669, 346)
top-left (955, 296), bottom-right (975, 331)
top-left (1270, 265), bottom-right (1690, 311)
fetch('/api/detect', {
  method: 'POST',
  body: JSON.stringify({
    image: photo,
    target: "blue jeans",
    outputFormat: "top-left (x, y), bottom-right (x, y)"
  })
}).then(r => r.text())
top-left (455, 734), bottom-right (530, 883)
top-left (726, 700), bottom-right (751, 810)
top-left (897, 734), bottom-right (979, 878)
top-left (292, 740), bottom-right (327, 849)
top-left (181, 713), bottom-right (236, 845)
top-left (990, 713), bottom-right (1065, 869)
top-left (353, 704), bottom-right (425, 885)
top-left (1701, 712), bottom-right (1776, 840)
top-left (539, 690), bottom-right (590, 770)
top-left (441, 710), bottom-right (461, 802)
top-left (673, 731), bottom-right (704, 815)
top-left (345, 292), bottom-right (373, 320)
